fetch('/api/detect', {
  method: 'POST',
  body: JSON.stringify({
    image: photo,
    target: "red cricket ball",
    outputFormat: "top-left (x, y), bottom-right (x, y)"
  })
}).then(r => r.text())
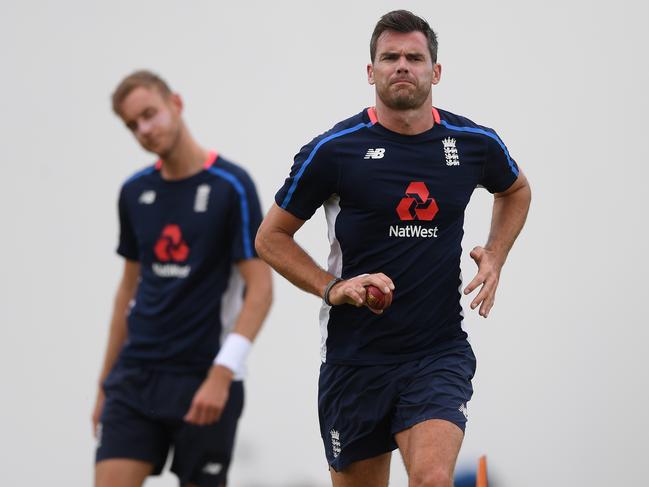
top-left (365, 285), bottom-right (393, 311)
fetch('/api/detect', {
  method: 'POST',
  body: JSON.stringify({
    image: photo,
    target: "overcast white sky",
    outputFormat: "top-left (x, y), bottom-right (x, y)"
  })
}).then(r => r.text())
top-left (1, 1), bottom-right (647, 485)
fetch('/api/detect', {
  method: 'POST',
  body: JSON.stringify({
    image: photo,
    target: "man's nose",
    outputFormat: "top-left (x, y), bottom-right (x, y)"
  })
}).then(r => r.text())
top-left (136, 119), bottom-right (153, 136)
top-left (396, 55), bottom-right (409, 73)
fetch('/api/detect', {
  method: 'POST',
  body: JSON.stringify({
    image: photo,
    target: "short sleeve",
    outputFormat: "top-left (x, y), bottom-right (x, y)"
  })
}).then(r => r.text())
top-left (275, 138), bottom-right (339, 220)
top-left (116, 187), bottom-right (139, 260)
top-left (480, 131), bottom-right (520, 193)
top-left (228, 170), bottom-right (263, 262)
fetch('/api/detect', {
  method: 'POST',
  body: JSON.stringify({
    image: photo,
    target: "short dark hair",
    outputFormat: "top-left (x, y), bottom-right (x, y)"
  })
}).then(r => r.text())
top-left (370, 10), bottom-right (438, 63)
top-left (111, 70), bottom-right (172, 114)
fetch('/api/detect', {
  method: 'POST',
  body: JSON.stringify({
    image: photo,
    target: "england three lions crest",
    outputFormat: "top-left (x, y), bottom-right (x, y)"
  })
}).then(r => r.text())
top-left (330, 429), bottom-right (341, 458)
top-left (443, 137), bottom-right (460, 166)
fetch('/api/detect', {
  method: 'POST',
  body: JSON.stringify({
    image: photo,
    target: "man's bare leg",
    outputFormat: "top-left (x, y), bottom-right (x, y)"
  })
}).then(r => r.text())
top-left (330, 452), bottom-right (391, 487)
top-left (395, 419), bottom-right (463, 487)
top-left (95, 459), bottom-right (153, 487)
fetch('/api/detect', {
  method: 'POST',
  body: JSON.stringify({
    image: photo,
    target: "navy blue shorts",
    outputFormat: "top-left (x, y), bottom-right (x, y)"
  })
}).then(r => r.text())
top-left (96, 364), bottom-right (244, 487)
top-left (318, 342), bottom-right (476, 471)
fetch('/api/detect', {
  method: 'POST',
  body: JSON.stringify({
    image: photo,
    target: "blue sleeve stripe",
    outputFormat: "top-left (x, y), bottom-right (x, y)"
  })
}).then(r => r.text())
top-left (439, 120), bottom-right (519, 177)
top-left (281, 121), bottom-right (373, 209)
top-left (123, 166), bottom-right (155, 185)
top-left (207, 167), bottom-right (254, 259)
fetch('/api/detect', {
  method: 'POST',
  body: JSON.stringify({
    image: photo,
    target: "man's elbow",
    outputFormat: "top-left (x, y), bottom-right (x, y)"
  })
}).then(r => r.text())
top-left (255, 222), bottom-right (278, 266)
top-left (517, 176), bottom-right (532, 209)
top-left (254, 224), bottom-right (272, 263)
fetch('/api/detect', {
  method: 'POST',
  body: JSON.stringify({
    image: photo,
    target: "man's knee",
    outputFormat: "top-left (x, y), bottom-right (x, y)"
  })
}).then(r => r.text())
top-left (409, 466), bottom-right (453, 487)
top-left (330, 453), bottom-right (391, 487)
top-left (95, 458), bottom-right (153, 487)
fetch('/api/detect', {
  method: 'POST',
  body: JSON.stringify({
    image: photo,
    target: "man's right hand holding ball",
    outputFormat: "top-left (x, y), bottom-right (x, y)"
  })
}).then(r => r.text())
top-left (326, 273), bottom-right (395, 314)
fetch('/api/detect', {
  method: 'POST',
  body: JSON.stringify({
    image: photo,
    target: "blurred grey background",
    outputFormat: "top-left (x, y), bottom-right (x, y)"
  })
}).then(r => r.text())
top-left (1, 0), bottom-right (647, 485)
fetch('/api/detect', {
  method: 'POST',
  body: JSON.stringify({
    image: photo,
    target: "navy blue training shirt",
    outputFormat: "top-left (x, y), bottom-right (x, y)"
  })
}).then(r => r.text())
top-left (275, 107), bottom-right (519, 365)
top-left (117, 151), bottom-right (262, 373)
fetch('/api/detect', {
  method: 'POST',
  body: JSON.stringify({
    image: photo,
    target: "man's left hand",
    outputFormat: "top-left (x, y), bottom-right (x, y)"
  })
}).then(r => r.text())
top-left (463, 246), bottom-right (504, 318)
top-left (184, 365), bottom-right (233, 425)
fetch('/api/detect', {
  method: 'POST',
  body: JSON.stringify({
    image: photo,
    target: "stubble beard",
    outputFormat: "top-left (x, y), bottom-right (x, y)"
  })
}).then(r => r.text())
top-left (379, 83), bottom-right (430, 111)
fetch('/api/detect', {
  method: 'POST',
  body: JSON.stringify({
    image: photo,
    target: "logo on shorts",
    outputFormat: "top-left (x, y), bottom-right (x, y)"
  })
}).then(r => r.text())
top-left (459, 403), bottom-right (469, 420)
top-left (202, 462), bottom-right (222, 475)
top-left (443, 137), bottom-right (460, 166)
top-left (152, 224), bottom-right (191, 278)
top-left (330, 429), bottom-right (341, 458)
top-left (95, 422), bottom-right (103, 449)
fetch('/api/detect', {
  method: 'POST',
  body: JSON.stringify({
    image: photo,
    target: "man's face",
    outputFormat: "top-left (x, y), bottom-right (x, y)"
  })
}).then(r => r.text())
top-left (368, 30), bottom-right (441, 110)
top-left (117, 86), bottom-right (182, 156)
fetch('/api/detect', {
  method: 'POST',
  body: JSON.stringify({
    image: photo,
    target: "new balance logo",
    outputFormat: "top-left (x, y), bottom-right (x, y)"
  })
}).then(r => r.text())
top-left (364, 148), bottom-right (385, 159)
top-left (202, 462), bottom-right (222, 475)
top-left (443, 137), bottom-right (460, 166)
top-left (459, 403), bottom-right (468, 420)
top-left (138, 190), bottom-right (156, 204)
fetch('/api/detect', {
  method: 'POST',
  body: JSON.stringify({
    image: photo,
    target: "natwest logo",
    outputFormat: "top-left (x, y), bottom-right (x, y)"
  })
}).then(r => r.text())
top-left (395, 182), bottom-right (438, 221)
top-left (390, 182), bottom-right (440, 239)
top-left (154, 224), bottom-right (189, 262)
top-left (152, 224), bottom-right (191, 278)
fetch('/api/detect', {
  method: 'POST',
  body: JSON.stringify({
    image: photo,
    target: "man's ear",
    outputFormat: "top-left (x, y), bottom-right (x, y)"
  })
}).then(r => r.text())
top-left (432, 63), bottom-right (442, 85)
top-left (367, 63), bottom-right (376, 85)
top-left (170, 92), bottom-right (183, 113)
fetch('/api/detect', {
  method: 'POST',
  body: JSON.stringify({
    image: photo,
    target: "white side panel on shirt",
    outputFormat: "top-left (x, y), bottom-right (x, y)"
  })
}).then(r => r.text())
top-left (319, 194), bottom-right (343, 363)
top-left (220, 264), bottom-right (245, 379)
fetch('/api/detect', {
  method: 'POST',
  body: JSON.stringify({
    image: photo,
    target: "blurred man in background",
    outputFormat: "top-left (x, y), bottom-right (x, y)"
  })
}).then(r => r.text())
top-left (92, 70), bottom-right (272, 487)
top-left (256, 10), bottom-right (530, 487)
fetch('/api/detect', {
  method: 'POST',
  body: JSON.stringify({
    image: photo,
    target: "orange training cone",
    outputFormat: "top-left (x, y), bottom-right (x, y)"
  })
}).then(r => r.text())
top-left (476, 455), bottom-right (488, 487)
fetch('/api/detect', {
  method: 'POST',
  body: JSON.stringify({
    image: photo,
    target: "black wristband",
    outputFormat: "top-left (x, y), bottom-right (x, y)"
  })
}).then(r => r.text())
top-left (323, 277), bottom-right (343, 306)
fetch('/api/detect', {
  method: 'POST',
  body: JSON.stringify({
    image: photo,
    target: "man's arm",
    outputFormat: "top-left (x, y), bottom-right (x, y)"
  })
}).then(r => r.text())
top-left (184, 258), bottom-right (272, 425)
top-left (255, 204), bottom-right (394, 311)
top-left (91, 259), bottom-right (140, 435)
top-left (464, 171), bottom-right (532, 317)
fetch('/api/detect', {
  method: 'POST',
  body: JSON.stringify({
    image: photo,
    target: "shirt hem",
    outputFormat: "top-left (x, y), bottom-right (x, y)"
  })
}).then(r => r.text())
top-left (322, 337), bottom-right (470, 366)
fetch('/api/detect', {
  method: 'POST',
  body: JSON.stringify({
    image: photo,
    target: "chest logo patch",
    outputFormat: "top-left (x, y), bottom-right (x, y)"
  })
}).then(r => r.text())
top-left (194, 184), bottom-right (211, 212)
top-left (154, 224), bottom-right (189, 262)
top-left (396, 182), bottom-right (438, 221)
top-left (364, 148), bottom-right (385, 159)
top-left (443, 137), bottom-right (460, 166)
top-left (138, 190), bottom-right (156, 204)
top-left (391, 182), bottom-right (439, 238)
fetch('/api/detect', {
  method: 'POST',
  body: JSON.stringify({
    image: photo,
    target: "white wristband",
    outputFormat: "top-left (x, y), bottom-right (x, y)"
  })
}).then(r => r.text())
top-left (214, 333), bottom-right (252, 377)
